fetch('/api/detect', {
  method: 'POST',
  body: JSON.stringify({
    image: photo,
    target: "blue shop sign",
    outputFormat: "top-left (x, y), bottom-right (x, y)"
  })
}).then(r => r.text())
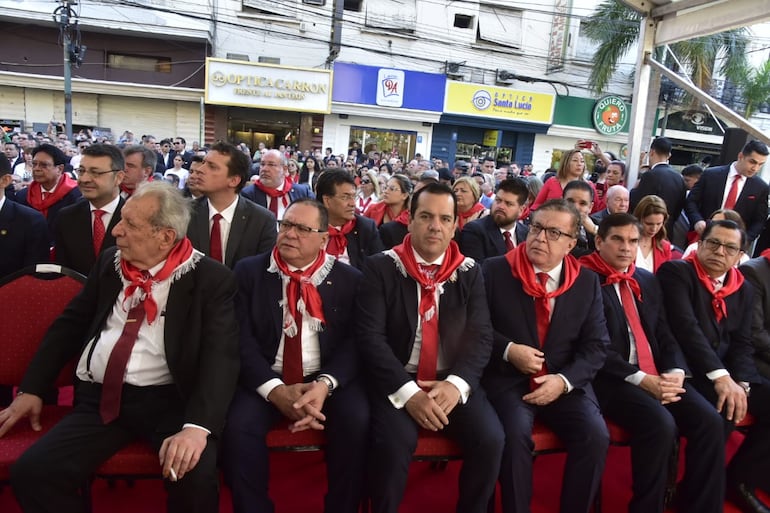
top-left (332, 62), bottom-right (445, 112)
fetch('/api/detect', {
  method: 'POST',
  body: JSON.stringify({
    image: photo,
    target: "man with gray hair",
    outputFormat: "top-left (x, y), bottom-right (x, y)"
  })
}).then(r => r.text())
top-left (590, 185), bottom-right (630, 225)
top-left (121, 145), bottom-right (157, 199)
top-left (240, 149), bottom-right (314, 219)
top-left (0, 181), bottom-right (239, 513)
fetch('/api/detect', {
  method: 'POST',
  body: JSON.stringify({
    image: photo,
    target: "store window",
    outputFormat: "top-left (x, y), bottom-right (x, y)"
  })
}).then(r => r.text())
top-left (456, 142), bottom-right (514, 167)
top-left (349, 127), bottom-right (417, 161)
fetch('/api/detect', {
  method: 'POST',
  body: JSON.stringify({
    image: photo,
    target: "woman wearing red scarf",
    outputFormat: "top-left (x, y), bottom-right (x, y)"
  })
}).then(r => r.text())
top-left (453, 176), bottom-right (488, 230)
top-left (364, 174), bottom-right (411, 228)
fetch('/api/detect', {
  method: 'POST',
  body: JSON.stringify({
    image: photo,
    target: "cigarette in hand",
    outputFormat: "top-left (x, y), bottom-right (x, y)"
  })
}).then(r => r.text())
top-left (169, 467), bottom-right (178, 482)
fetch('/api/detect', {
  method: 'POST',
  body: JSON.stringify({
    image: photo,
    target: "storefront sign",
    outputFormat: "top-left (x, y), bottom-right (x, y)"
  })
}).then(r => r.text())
top-left (592, 95), bottom-right (628, 136)
top-left (332, 62), bottom-right (445, 112)
top-left (483, 130), bottom-right (500, 146)
top-left (444, 82), bottom-right (555, 124)
top-left (205, 58), bottom-right (332, 113)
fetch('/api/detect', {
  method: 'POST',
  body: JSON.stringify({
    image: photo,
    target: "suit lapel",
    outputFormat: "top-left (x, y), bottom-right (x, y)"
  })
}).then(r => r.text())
top-left (163, 268), bottom-right (195, 365)
top-left (399, 273), bottom-right (419, 343)
top-left (192, 199), bottom-right (211, 251)
top-left (267, 268), bottom-right (283, 339)
top-left (225, 197), bottom-right (247, 268)
top-left (485, 216), bottom-right (507, 255)
top-left (102, 197), bottom-right (124, 250)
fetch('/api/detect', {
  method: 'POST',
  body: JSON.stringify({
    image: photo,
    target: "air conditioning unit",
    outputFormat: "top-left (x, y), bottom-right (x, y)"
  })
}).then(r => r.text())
top-left (496, 69), bottom-right (516, 84)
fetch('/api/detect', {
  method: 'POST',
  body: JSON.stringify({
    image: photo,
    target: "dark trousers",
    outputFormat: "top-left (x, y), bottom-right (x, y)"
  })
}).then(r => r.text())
top-left (221, 379), bottom-right (369, 513)
top-left (367, 386), bottom-right (504, 513)
top-left (489, 385), bottom-right (609, 513)
top-left (594, 377), bottom-right (724, 513)
top-left (10, 381), bottom-right (219, 513)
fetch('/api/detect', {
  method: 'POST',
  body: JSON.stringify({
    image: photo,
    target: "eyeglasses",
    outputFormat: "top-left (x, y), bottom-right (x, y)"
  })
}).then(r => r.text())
top-left (384, 185), bottom-right (402, 193)
top-left (529, 222), bottom-right (575, 242)
top-left (77, 168), bottom-right (119, 178)
top-left (360, 179), bottom-right (371, 184)
top-left (278, 220), bottom-right (327, 236)
top-left (333, 193), bottom-right (357, 202)
top-left (702, 238), bottom-right (741, 257)
top-left (32, 160), bottom-right (56, 169)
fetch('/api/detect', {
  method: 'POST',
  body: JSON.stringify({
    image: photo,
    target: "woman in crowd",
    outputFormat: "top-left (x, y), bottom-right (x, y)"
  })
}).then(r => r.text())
top-left (164, 155), bottom-right (187, 189)
top-left (633, 194), bottom-right (672, 273)
top-left (287, 158), bottom-right (301, 183)
top-left (452, 176), bottom-right (488, 230)
top-left (364, 174), bottom-right (412, 228)
top-left (357, 169), bottom-right (381, 215)
top-left (530, 148), bottom-right (595, 211)
top-left (299, 155), bottom-right (322, 184)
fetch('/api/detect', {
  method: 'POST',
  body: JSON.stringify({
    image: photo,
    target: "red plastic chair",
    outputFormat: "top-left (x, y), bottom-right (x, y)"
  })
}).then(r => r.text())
top-left (0, 264), bottom-right (87, 483)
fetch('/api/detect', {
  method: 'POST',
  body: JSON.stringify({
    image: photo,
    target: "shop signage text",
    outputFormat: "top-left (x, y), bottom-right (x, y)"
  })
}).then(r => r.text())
top-left (444, 82), bottom-right (555, 124)
top-left (592, 95), bottom-right (628, 136)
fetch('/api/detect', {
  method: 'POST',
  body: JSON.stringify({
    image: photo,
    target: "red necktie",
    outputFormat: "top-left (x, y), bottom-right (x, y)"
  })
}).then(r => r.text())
top-left (209, 213), bottom-right (223, 263)
top-left (92, 209), bottom-right (106, 257)
top-left (504, 231), bottom-right (514, 251)
top-left (530, 272), bottom-right (551, 390)
top-left (417, 264), bottom-right (440, 382)
top-left (100, 295), bottom-right (147, 423)
top-left (619, 282), bottom-right (658, 375)
top-left (724, 175), bottom-right (741, 210)
top-left (282, 270), bottom-right (304, 384)
top-left (268, 197), bottom-right (279, 217)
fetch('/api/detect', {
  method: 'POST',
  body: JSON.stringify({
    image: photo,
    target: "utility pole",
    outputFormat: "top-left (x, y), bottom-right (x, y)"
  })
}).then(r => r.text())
top-left (53, 0), bottom-right (81, 141)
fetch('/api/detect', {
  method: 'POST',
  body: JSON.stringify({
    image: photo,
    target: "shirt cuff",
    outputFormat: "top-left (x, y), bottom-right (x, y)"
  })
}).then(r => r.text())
top-left (625, 370), bottom-right (647, 386)
top-left (257, 378), bottom-right (284, 401)
top-left (557, 373), bottom-right (573, 393)
top-left (706, 369), bottom-right (730, 381)
top-left (664, 368), bottom-right (686, 376)
top-left (503, 342), bottom-right (514, 362)
top-left (445, 374), bottom-right (471, 404)
top-left (318, 373), bottom-right (338, 390)
top-left (388, 380), bottom-right (420, 409)
top-left (182, 423), bottom-right (211, 435)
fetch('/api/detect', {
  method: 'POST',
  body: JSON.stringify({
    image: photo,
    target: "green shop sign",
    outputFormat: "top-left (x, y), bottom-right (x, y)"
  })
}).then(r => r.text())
top-left (592, 95), bottom-right (628, 136)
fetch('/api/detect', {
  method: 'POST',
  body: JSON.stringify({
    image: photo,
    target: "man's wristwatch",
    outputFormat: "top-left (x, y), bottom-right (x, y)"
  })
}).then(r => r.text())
top-left (739, 382), bottom-right (751, 397)
top-left (316, 375), bottom-right (334, 396)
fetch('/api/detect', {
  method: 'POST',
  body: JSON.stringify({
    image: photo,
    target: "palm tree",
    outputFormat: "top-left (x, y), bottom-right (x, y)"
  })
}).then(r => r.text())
top-left (732, 59), bottom-right (770, 118)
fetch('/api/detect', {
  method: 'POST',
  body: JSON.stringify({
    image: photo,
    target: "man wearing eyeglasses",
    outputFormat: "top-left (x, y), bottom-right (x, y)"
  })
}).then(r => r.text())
top-left (482, 198), bottom-right (610, 513)
top-left (16, 143), bottom-right (82, 247)
top-left (170, 137), bottom-right (193, 170)
top-left (241, 149), bottom-right (314, 220)
top-left (222, 198), bottom-right (368, 513)
top-left (659, 219), bottom-right (770, 513)
top-left (54, 144), bottom-right (125, 276)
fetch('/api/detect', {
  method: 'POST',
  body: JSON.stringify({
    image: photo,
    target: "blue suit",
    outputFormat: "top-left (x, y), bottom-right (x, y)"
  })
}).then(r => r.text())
top-left (16, 186), bottom-right (82, 247)
top-left (0, 198), bottom-right (50, 280)
top-left (240, 182), bottom-right (314, 210)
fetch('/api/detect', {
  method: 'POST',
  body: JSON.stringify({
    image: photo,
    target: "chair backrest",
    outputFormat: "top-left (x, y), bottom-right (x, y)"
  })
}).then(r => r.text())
top-left (0, 264), bottom-right (87, 387)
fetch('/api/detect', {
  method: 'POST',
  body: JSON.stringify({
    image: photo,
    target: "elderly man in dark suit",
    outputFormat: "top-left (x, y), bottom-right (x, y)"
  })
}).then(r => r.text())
top-left (241, 149), bottom-right (314, 219)
top-left (458, 178), bottom-right (529, 263)
top-left (582, 213), bottom-right (723, 513)
top-left (222, 199), bottom-right (368, 513)
top-left (482, 199), bottom-right (609, 513)
top-left (0, 181), bottom-right (240, 513)
top-left (629, 137), bottom-right (686, 238)
top-left (357, 182), bottom-right (504, 513)
top-left (686, 140), bottom-right (769, 244)
top-left (659, 220), bottom-right (770, 513)
top-left (187, 142), bottom-right (276, 269)
top-left (0, 155), bottom-right (48, 280)
top-left (315, 170), bottom-right (383, 269)
top-left (55, 144), bottom-right (126, 277)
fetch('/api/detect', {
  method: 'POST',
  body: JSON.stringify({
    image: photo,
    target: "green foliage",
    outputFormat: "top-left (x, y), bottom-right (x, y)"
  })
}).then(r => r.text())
top-left (733, 59), bottom-right (770, 117)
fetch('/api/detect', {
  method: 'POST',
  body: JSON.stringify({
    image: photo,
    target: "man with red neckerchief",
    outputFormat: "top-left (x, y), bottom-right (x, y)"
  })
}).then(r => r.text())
top-left (240, 149), bottom-right (314, 219)
top-left (357, 182), bottom-right (503, 513)
top-left (659, 219), bottom-right (770, 513)
top-left (315, 169), bottom-right (383, 269)
top-left (482, 198), bottom-right (609, 513)
top-left (16, 143), bottom-right (82, 246)
top-left (583, 213), bottom-right (723, 513)
top-left (0, 181), bottom-right (239, 513)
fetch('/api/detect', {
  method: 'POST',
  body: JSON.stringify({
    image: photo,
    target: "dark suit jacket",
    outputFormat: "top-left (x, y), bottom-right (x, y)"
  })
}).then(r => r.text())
top-left (590, 267), bottom-right (689, 380)
top-left (298, 169), bottom-right (320, 191)
top-left (482, 256), bottom-right (608, 393)
top-left (685, 165), bottom-right (769, 241)
top-left (187, 196), bottom-right (277, 269)
top-left (0, 199), bottom-right (50, 279)
top-left (54, 197), bottom-right (124, 277)
top-left (658, 259), bottom-right (760, 384)
top-left (345, 214), bottom-right (384, 269)
top-left (356, 252), bottom-right (493, 396)
top-left (589, 208), bottom-right (611, 226)
top-left (169, 149), bottom-right (193, 169)
top-left (19, 247), bottom-right (240, 435)
top-left (240, 182), bottom-right (315, 210)
top-left (233, 253), bottom-right (363, 391)
top-left (739, 257), bottom-right (770, 379)
top-left (378, 221), bottom-right (408, 250)
top-left (16, 186), bottom-right (83, 246)
top-left (458, 216), bottom-right (528, 263)
top-left (630, 163), bottom-right (686, 237)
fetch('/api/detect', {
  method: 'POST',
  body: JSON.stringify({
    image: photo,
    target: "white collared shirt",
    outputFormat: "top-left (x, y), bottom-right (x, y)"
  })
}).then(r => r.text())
top-left (207, 196), bottom-right (239, 261)
top-left (721, 163), bottom-right (746, 209)
top-left (91, 195), bottom-right (121, 238)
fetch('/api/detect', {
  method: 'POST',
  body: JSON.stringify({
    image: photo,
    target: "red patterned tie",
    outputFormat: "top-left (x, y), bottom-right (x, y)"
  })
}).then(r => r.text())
top-left (282, 270), bottom-right (304, 384)
top-left (504, 231), bottom-right (514, 251)
top-left (619, 282), bottom-right (658, 375)
top-left (100, 286), bottom-right (148, 424)
top-left (530, 272), bottom-right (551, 390)
top-left (417, 264), bottom-right (440, 382)
top-left (724, 175), bottom-right (740, 210)
top-left (209, 213), bottom-right (223, 263)
top-left (92, 209), bottom-right (106, 257)
top-left (268, 197), bottom-right (279, 217)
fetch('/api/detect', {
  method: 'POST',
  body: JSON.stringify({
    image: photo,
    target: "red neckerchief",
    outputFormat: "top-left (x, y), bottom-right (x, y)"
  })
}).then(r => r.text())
top-left (364, 202), bottom-right (387, 226)
top-left (327, 219), bottom-right (356, 257)
top-left (119, 175), bottom-right (153, 198)
top-left (255, 177), bottom-right (293, 208)
top-left (26, 173), bottom-right (78, 217)
top-left (761, 248), bottom-right (770, 263)
top-left (457, 202), bottom-right (485, 230)
top-left (391, 235), bottom-right (467, 381)
top-left (684, 252), bottom-right (743, 323)
top-left (290, 173), bottom-right (299, 184)
top-left (271, 247), bottom-right (327, 336)
top-left (392, 207), bottom-right (410, 226)
top-left (357, 196), bottom-right (373, 214)
top-left (579, 252), bottom-right (642, 301)
top-left (120, 237), bottom-right (194, 324)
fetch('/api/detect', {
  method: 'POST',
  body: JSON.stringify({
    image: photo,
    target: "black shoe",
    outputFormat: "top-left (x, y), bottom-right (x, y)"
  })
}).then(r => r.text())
top-left (729, 482), bottom-right (770, 513)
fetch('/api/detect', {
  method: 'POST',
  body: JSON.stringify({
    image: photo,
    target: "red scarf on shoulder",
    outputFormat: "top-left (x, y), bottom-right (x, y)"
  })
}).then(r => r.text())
top-left (271, 247), bottom-right (328, 337)
top-left (457, 202), bottom-right (485, 230)
top-left (255, 177), bottom-right (293, 213)
top-left (579, 252), bottom-right (641, 301)
top-left (26, 173), bottom-right (78, 217)
top-left (365, 202), bottom-right (409, 227)
top-left (326, 219), bottom-right (356, 257)
top-left (684, 252), bottom-right (743, 323)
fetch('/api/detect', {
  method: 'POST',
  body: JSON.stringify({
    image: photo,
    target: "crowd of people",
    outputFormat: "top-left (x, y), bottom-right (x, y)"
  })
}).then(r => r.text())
top-left (1, 130), bottom-right (770, 513)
